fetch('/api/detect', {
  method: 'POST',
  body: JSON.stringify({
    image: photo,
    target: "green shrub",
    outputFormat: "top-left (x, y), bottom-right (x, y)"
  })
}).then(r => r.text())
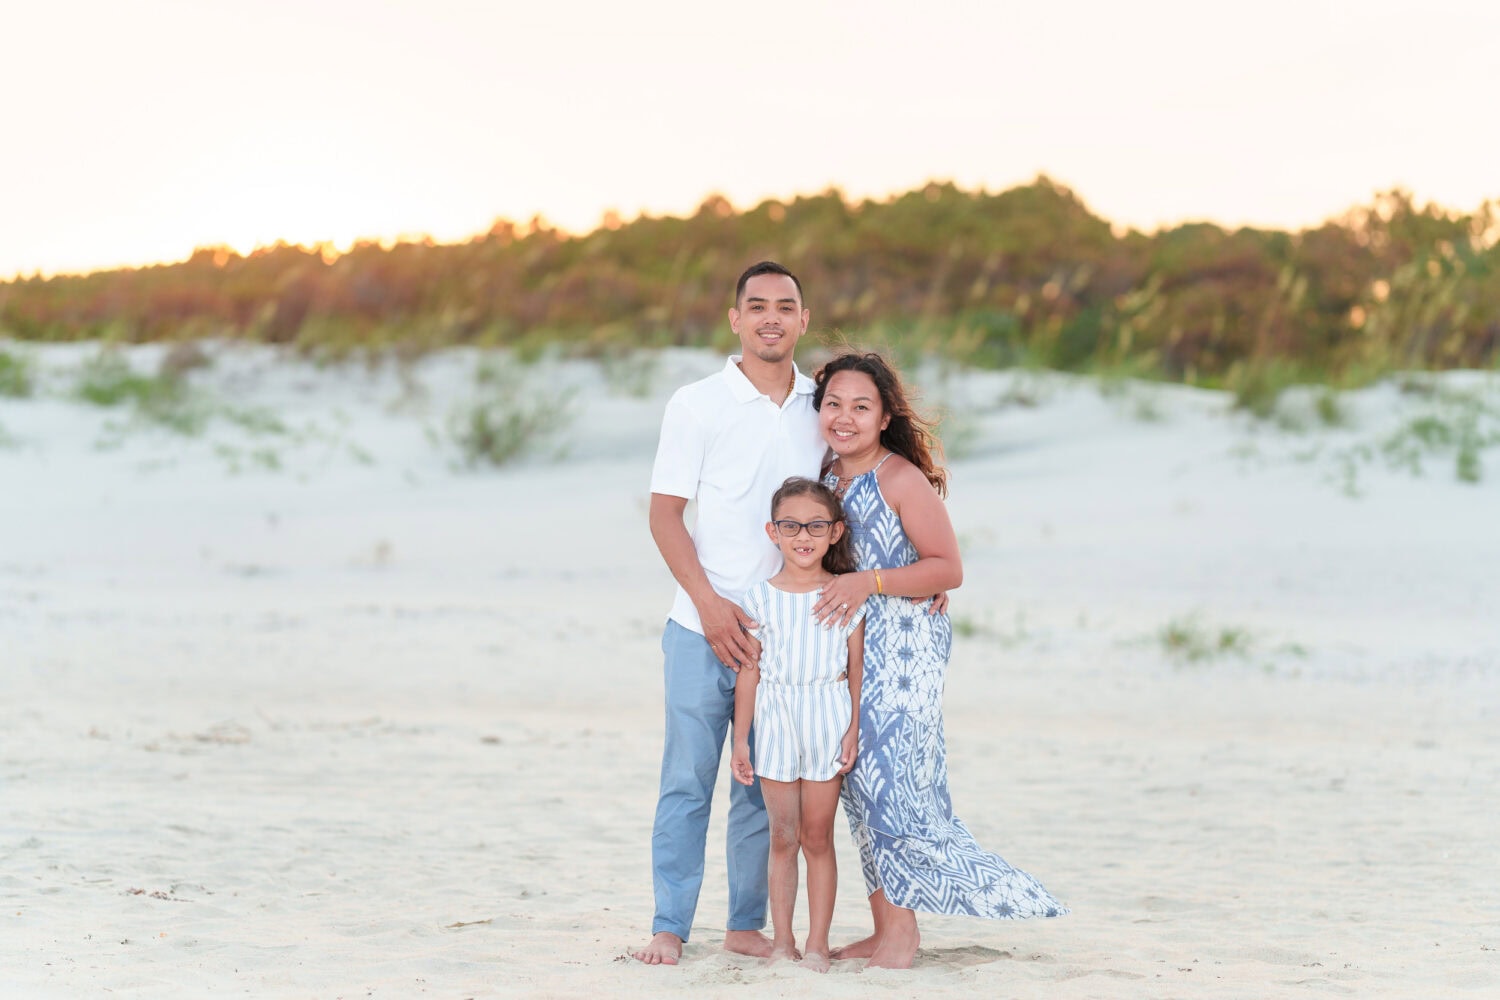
top-left (1379, 391), bottom-right (1498, 483)
top-left (1226, 359), bottom-right (1306, 419)
top-left (1158, 616), bottom-right (1252, 664)
top-left (73, 350), bottom-right (209, 434)
top-left (598, 347), bottom-right (660, 398)
top-left (448, 395), bottom-right (575, 467)
top-left (0, 348), bottom-right (34, 397)
top-left (448, 358), bottom-right (576, 467)
top-left (159, 340), bottom-right (213, 376)
top-left (1314, 389), bottom-right (1347, 427)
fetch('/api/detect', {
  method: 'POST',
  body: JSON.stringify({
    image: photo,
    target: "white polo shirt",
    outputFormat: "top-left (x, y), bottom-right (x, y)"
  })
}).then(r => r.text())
top-left (650, 355), bottom-right (828, 635)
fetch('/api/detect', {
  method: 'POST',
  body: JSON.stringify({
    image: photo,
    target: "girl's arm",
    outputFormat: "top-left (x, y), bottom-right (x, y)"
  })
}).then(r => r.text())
top-left (730, 663), bottom-right (760, 786)
top-left (839, 620), bottom-right (865, 773)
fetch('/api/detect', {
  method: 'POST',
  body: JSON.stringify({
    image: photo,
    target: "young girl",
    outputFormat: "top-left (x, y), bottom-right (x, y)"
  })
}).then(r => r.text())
top-left (730, 477), bottom-right (866, 973)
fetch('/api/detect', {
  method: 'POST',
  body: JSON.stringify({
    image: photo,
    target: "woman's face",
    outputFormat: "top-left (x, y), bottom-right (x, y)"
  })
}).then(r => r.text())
top-left (820, 369), bottom-right (889, 459)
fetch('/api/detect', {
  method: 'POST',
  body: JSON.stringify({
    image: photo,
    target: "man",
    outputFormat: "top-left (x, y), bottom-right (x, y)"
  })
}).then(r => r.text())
top-left (633, 261), bottom-right (828, 965)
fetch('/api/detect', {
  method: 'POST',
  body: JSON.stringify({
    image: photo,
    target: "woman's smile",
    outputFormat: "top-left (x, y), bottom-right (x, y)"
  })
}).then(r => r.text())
top-left (819, 370), bottom-right (888, 457)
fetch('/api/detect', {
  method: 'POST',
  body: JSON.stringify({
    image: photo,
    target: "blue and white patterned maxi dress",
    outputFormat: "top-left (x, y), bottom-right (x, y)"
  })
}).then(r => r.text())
top-left (829, 460), bottom-right (1068, 919)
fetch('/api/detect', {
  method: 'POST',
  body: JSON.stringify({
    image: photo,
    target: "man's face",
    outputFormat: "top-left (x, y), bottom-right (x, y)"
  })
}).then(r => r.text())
top-left (729, 274), bottom-right (808, 365)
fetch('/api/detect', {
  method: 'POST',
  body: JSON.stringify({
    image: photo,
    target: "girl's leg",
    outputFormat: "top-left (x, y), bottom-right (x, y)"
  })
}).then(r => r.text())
top-left (866, 889), bottom-right (920, 969)
top-left (757, 777), bottom-right (803, 961)
top-left (795, 776), bottom-right (844, 972)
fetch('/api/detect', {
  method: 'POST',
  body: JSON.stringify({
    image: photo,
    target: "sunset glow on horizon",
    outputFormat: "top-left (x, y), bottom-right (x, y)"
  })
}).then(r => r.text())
top-left (5, 0), bottom-right (1498, 281)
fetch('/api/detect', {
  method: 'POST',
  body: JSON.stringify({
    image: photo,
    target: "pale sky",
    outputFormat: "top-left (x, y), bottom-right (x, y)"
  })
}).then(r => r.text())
top-left (4, 0), bottom-right (1498, 279)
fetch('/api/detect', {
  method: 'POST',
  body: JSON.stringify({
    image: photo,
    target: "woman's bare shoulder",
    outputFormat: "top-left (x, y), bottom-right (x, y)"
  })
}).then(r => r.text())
top-left (878, 452), bottom-right (936, 491)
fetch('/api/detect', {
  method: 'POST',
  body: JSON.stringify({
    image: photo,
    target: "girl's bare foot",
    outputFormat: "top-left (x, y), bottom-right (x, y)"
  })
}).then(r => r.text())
top-left (865, 923), bottom-right (920, 969)
top-left (632, 931), bottom-right (683, 965)
top-left (723, 929), bottom-right (776, 958)
top-left (769, 937), bottom-right (800, 962)
top-left (800, 950), bottom-right (831, 973)
top-left (830, 933), bottom-right (878, 960)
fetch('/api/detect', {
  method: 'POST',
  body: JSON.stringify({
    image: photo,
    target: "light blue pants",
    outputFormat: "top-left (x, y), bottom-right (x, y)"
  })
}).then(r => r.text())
top-left (651, 620), bottom-right (769, 941)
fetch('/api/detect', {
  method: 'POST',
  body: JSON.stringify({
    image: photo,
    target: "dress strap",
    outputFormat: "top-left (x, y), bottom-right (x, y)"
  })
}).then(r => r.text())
top-left (832, 451), bottom-right (895, 498)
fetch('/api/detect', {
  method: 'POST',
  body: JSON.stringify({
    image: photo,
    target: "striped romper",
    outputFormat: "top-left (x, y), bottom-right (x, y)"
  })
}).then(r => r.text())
top-left (743, 580), bottom-right (867, 783)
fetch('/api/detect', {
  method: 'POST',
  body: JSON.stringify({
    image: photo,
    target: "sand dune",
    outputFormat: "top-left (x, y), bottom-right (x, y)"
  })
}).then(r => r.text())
top-left (3, 342), bottom-right (1497, 997)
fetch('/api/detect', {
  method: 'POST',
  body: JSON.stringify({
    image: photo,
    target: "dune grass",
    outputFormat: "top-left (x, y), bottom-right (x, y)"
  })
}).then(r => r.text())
top-left (446, 355), bottom-right (577, 468)
top-left (73, 350), bottom-right (210, 435)
top-left (1311, 379), bottom-right (1500, 492)
top-left (7, 182), bottom-right (1494, 402)
top-left (0, 346), bottom-right (36, 397)
top-left (1158, 616), bottom-right (1254, 664)
top-left (1379, 385), bottom-right (1499, 483)
top-left (598, 347), bottom-right (661, 398)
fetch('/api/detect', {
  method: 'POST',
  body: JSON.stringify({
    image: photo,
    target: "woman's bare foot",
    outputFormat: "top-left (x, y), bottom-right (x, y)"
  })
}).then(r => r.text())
top-left (800, 950), bottom-right (831, 973)
top-left (768, 934), bottom-right (801, 962)
top-left (723, 929), bottom-right (776, 958)
top-left (830, 933), bottom-right (879, 960)
top-left (865, 922), bottom-right (920, 969)
top-left (632, 931), bottom-right (683, 965)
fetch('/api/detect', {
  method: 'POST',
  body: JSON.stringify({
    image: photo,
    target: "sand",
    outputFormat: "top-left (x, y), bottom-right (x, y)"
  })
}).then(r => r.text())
top-left (3, 342), bottom-right (1497, 998)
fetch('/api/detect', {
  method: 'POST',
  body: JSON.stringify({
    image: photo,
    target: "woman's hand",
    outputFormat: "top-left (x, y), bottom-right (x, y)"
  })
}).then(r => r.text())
top-left (812, 570), bottom-right (875, 628)
top-left (839, 726), bottom-right (859, 774)
top-left (730, 740), bottom-right (756, 786)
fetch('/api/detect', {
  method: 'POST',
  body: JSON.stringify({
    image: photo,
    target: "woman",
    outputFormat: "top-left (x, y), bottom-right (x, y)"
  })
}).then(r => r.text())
top-left (811, 352), bottom-right (1067, 969)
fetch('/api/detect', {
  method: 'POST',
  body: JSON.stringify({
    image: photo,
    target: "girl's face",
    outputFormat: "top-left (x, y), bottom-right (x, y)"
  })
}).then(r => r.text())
top-left (765, 493), bottom-right (844, 572)
top-left (820, 369), bottom-right (889, 459)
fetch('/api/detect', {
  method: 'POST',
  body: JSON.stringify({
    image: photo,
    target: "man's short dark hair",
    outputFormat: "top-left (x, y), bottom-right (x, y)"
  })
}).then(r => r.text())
top-left (734, 260), bottom-right (803, 307)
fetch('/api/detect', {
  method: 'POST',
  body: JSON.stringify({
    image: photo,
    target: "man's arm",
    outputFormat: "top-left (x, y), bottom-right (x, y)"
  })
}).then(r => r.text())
top-left (649, 493), bottom-right (761, 670)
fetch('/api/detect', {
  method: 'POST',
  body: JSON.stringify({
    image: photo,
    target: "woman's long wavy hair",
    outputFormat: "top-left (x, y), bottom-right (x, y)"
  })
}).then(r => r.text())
top-left (812, 352), bottom-right (948, 498)
top-left (769, 477), bottom-right (857, 575)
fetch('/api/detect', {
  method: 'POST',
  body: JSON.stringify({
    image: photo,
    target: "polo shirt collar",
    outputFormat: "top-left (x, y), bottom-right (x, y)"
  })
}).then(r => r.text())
top-left (723, 355), bottom-right (809, 403)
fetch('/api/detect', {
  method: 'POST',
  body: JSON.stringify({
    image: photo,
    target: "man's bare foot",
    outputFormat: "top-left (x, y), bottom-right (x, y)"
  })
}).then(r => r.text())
top-left (865, 923), bottom-right (920, 970)
top-left (723, 929), bottom-right (776, 958)
top-left (830, 933), bottom-right (878, 960)
top-left (800, 950), bottom-right (831, 973)
top-left (632, 931), bottom-right (682, 965)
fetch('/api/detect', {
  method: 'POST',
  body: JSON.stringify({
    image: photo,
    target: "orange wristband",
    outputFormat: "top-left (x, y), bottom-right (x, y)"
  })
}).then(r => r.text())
top-left (873, 568), bottom-right (883, 595)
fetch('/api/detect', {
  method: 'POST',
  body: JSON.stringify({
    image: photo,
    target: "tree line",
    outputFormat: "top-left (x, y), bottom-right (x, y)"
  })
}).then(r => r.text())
top-left (2, 178), bottom-right (1495, 385)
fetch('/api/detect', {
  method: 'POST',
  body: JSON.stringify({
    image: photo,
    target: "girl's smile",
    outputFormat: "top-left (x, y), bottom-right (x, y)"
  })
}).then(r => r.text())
top-left (766, 494), bottom-right (844, 582)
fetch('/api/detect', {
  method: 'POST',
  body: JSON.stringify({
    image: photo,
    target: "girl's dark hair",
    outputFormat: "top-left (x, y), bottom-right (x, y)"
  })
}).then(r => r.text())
top-left (812, 352), bottom-right (949, 498)
top-left (769, 477), bottom-right (857, 575)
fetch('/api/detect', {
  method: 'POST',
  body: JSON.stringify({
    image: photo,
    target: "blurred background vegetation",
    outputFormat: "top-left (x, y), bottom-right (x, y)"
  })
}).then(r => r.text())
top-left (3, 178), bottom-right (1496, 391)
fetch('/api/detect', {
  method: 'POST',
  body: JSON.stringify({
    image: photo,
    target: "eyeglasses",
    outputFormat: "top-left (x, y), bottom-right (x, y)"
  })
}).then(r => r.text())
top-left (772, 518), bottom-right (836, 538)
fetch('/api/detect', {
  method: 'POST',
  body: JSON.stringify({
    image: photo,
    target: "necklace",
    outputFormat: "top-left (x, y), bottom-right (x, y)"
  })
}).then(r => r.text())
top-left (736, 363), bottom-right (797, 403)
top-left (832, 450), bottom-right (887, 497)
